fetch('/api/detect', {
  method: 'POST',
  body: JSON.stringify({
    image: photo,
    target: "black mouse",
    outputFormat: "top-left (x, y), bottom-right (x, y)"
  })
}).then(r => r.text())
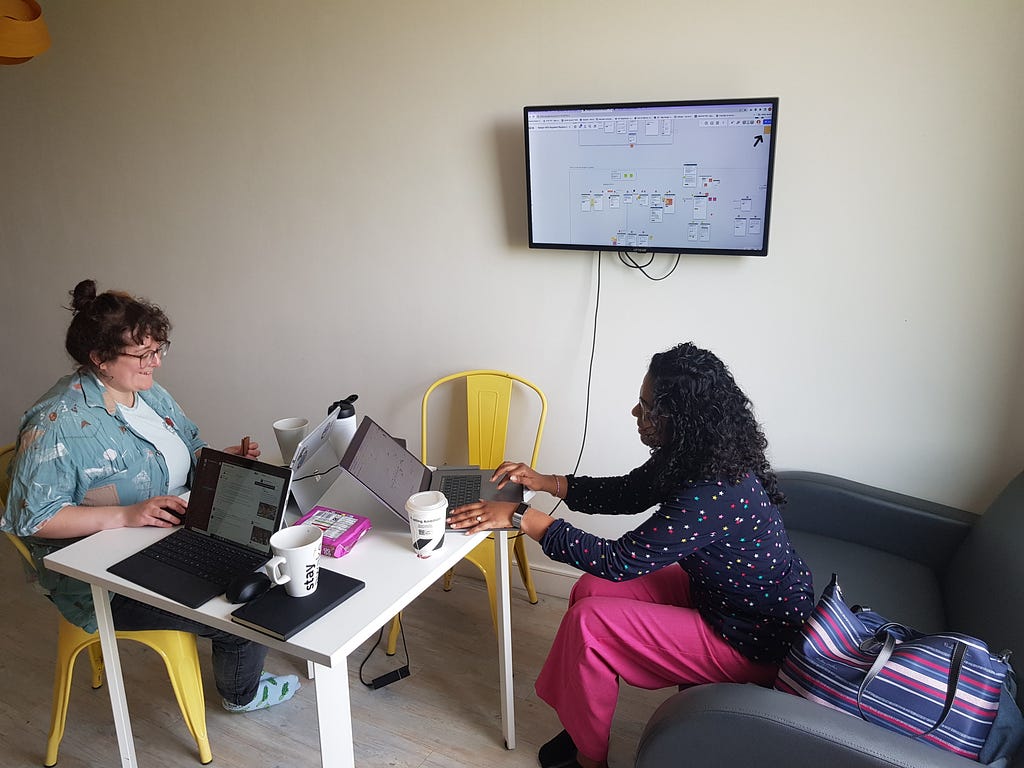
top-left (225, 571), bottom-right (272, 603)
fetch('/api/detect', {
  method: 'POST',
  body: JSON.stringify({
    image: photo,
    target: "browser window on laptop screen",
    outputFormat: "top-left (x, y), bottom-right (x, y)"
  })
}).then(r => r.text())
top-left (188, 452), bottom-right (287, 551)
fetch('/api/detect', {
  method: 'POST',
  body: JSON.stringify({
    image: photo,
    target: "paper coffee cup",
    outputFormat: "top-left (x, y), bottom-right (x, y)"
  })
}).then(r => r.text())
top-left (265, 524), bottom-right (322, 597)
top-left (273, 417), bottom-right (309, 463)
top-left (405, 490), bottom-right (447, 558)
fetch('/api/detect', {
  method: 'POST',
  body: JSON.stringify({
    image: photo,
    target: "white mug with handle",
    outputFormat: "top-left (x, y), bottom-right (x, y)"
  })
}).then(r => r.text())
top-left (265, 525), bottom-right (322, 597)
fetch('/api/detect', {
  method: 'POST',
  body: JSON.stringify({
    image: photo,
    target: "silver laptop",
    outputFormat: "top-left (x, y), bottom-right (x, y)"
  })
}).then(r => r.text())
top-left (339, 416), bottom-right (523, 526)
top-left (289, 408), bottom-right (343, 515)
top-left (107, 448), bottom-right (292, 608)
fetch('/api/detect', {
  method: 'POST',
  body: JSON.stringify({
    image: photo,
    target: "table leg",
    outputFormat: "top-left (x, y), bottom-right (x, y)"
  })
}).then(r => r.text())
top-left (494, 531), bottom-right (516, 749)
top-left (313, 659), bottom-right (353, 768)
top-left (91, 584), bottom-right (138, 768)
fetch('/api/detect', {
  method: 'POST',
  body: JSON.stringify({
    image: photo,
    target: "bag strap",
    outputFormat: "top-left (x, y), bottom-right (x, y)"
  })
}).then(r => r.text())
top-left (857, 632), bottom-right (968, 737)
top-left (857, 632), bottom-right (897, 721)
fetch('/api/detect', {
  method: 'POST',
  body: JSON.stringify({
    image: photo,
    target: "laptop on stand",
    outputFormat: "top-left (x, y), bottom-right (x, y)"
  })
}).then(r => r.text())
top-left (339, 416), bottom-right (524, 528)
top-left (108, 448), bottom-right (293, 608)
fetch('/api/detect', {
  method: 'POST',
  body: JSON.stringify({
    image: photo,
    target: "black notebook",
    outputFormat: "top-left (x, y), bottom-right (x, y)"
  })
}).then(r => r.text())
top-left (229, 569), bottom-right (365, 640)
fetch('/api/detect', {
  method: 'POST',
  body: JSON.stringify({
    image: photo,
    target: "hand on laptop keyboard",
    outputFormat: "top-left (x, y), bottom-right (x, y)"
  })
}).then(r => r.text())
top-left (446, 499), bottom-right (518, 532)
top-left (490, 461), bottom-right (553, 494)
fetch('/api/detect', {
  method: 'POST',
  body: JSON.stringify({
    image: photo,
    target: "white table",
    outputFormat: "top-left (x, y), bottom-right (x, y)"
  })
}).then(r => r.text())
top-left (43, 471), bottom-right (516, 768)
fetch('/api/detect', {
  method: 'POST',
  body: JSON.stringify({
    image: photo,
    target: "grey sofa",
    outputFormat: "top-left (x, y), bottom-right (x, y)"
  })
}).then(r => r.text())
top-left (635, 469), bottom-right (1024, 768)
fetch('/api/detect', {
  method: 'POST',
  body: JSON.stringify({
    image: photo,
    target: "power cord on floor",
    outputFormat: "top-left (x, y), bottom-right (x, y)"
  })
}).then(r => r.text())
top-left (358, 616), bottom-right (411, 689)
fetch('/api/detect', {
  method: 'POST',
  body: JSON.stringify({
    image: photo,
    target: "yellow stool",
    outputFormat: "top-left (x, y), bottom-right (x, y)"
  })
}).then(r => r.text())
top-left (48, 618), bottom-right (212, 766)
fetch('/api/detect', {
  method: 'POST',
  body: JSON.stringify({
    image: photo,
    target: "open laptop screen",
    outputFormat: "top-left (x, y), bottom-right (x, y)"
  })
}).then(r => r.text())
top-left (187, 449), bottom-right (291, 553)
top-left (340, 417), bottom-right (430, 521)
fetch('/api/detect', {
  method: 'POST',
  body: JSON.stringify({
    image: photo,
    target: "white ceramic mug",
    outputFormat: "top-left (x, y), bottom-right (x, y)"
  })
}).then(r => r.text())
top-left (405, 490), bottom-right (447, 558)
top-left (273, 417), bottom-right (309, 463)
top-left (265, 525), bottom-right (322, 597)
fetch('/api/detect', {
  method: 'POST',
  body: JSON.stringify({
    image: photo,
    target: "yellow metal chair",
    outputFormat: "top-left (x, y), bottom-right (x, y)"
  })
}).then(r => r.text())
top-left (386, 371), bottom-right (547, 654)
top-left (1, 443), bottom-right (212, 766)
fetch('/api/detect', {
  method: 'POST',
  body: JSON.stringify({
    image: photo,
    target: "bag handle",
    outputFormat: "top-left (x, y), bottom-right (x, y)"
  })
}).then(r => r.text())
top-left (857, 632), bottom-right (968, 737)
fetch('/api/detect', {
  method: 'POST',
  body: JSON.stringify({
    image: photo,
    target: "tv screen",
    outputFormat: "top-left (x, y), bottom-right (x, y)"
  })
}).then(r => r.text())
top-left (524, 98), bottom-right (778, 256)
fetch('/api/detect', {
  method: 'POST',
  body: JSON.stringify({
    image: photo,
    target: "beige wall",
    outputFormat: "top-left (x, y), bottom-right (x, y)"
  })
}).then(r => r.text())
top-left (2, 1), bottom-right (1022, 584)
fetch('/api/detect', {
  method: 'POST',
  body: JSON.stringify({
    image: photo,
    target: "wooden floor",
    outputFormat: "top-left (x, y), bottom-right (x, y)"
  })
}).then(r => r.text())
top-left (0, 543), bottom-right (671, 768)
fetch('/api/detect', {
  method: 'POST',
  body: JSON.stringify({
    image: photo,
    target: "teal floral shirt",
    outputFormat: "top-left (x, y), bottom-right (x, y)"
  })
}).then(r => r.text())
top-left (1, 371), bottom-right (204, 632)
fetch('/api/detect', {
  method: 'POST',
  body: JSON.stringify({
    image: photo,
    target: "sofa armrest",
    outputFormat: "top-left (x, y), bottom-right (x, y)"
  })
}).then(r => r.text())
top-left (777, 471), bottom-right (976, 570)
top-left (636, 683), bottom-right (994, 768)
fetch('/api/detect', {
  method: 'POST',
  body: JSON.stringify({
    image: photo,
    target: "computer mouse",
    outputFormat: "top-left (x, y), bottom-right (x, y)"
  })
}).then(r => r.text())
top-left (225, 571), bottom-right (272, 604)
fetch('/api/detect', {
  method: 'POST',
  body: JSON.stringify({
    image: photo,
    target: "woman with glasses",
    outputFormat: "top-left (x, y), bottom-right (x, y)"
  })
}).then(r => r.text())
top-left (447, 342), bottom-right (814, 768)
top-left (1, 279), bottom-right (300, 713)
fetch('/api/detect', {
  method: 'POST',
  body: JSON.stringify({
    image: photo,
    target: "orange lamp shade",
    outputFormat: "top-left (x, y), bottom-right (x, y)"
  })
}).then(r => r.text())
top-left (0, 0), bottom-right (50, 65)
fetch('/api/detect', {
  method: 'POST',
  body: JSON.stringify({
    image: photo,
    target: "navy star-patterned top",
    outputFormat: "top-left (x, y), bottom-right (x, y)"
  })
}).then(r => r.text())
top-left (540, 459), bottom-right (814, 663)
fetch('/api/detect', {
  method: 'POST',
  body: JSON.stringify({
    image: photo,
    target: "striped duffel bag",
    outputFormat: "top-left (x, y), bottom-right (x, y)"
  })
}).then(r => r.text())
top-left (774, 573), bottom-right (1019, 762)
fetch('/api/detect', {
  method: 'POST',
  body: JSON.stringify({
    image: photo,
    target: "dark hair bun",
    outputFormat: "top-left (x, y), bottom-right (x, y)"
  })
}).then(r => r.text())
top-left (69, 279), bottom-right (98, 314)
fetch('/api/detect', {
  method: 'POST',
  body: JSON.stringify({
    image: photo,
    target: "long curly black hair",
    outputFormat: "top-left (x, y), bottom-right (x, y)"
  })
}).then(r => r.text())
top-left (646, 342), bottom-right (784, 505)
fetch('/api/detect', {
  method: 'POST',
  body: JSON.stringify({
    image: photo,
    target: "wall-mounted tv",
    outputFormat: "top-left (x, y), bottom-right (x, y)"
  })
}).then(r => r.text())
top-left (524, 98), bottom-right (778, 257)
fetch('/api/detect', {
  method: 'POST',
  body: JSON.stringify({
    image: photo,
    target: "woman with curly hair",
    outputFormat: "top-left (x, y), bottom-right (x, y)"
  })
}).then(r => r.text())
top-left (447, 342), bottom-right (814, 768)
top-left (2, 279), bottom-right (300, 714)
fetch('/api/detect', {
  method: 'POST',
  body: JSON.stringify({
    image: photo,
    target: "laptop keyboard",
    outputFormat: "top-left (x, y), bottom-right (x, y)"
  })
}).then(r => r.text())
top-left (439, 474), bottom-right (482, 511)
top-left (143, 530), bottom-right (265, 585)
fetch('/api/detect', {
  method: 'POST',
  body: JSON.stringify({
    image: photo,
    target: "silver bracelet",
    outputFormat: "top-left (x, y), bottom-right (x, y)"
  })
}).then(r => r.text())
top-left (553, 474), bottom-right (561, 498)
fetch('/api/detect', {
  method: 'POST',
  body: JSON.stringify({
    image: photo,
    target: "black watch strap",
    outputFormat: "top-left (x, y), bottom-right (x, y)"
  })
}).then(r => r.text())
top-left (511, 502), bottom-right (529, 530)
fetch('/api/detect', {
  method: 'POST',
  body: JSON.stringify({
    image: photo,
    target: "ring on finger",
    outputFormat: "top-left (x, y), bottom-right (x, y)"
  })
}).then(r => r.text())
top-left (476, 515), bottom-right (482, 522)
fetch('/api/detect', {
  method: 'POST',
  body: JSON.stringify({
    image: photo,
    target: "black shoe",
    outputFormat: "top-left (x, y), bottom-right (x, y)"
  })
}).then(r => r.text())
top-left (538, 729), bottom-right (578, 768)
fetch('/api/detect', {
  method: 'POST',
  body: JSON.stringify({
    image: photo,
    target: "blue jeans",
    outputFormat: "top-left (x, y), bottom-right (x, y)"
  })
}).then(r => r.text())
top-left (110, 594), bottom-right (268, 705)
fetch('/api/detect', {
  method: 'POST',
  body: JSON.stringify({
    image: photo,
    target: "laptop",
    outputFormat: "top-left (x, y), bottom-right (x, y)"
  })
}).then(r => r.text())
top-left (289, 408), bottom-right (343, 515)
top-left (339, 415), bottom-right (524, 527)
top-left (108, 448), bottom-right (293, 608)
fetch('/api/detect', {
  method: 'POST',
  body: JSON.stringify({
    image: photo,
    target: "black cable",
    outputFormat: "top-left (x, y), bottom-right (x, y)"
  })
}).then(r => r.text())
top-left (292, 463), bottom-right (341, 483)
top-left (618, 250), bottom-right (655, 269)
top-left (550, 252), bottom-right (601, 516)
top-left (549, 246), bottom-right (675, 513)
top-left (358, 615), bottom-right (411, 689)
top-left (618, 250), bottom-right (681, 280)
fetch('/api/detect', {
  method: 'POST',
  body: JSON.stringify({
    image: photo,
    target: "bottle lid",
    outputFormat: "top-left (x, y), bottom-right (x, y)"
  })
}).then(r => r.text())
top-left (329, 394), bottom-right (358, 418)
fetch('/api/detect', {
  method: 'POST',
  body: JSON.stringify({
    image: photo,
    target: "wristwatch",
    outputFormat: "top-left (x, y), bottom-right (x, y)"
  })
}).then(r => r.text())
top-left (511, 502), bottom-right (529, 530)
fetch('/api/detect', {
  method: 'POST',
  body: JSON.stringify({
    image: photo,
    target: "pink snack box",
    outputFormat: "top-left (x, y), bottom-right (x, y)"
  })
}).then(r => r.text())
top-left (294, 505), bottom-right (372, 558)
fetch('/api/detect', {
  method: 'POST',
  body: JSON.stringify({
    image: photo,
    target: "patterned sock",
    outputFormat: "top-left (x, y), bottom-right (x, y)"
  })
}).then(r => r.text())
top-left (222, 671), bottom-right (300, 712)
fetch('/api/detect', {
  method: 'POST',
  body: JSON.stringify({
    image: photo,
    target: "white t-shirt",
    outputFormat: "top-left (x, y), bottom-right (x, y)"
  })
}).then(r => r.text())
top-left (118, 395), bottom-right (192, 496)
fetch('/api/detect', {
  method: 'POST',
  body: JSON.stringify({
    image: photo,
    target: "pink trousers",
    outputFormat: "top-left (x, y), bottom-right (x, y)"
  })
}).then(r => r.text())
top-left (534, 567), bottom-right (778, 763)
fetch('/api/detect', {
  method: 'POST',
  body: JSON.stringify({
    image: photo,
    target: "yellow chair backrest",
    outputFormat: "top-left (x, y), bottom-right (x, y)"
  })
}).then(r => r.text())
top-left (0, 442), bottom-right (34, 568)
top-left (0, 441), bottom-right (14, 502)
top-left (422, 370), bottom-right (547, 471)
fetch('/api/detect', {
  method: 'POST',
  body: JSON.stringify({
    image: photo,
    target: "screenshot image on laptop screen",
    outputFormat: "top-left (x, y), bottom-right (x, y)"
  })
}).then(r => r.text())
top-left (189, 454), bottom-right (287, 553)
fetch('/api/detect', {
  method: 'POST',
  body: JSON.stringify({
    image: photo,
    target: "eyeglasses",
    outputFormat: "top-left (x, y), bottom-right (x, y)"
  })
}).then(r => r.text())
top-left (118, 341), bottom-right (170, 367)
